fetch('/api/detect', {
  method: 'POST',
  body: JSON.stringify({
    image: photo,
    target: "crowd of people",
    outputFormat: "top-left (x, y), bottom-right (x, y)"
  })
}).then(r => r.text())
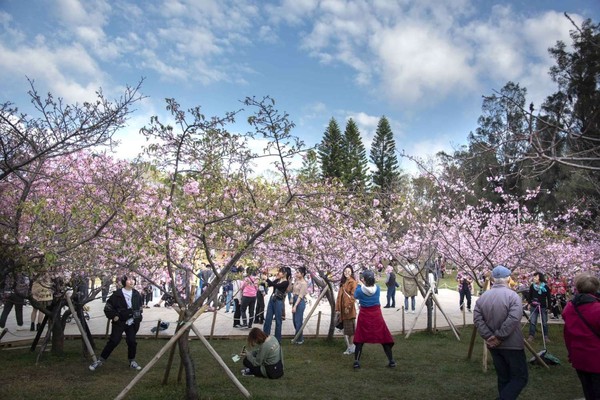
top-left (1, 260), bottom-right (598, 398)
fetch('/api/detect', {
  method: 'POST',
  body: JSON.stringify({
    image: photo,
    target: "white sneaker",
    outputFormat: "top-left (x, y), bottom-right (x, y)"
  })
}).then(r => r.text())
top-left (343, 345), bottom-right (355, 355)
top-left (130, 360), bottom-right (142, 371)
top-left (89, 359), bottom-right (103, 371)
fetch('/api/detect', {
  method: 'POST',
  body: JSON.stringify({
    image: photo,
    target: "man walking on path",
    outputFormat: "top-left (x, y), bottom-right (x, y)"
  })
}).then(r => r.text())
top-left (473, 265), bottom-right (528, 400)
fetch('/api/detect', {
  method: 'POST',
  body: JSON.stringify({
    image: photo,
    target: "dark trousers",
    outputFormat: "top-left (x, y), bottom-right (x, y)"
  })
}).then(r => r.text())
top-left (243, 357), bottom-right (266, 377)
top-left (354, 342), bottom-right (394, 362)
top-left (240, 296), bottom-right (256, 328)
top-left (576, 369), bottom-right (600, 400)
top-left (233, 299), bottom-right (241, 327)
top-left (459, 290), bottom-right (472, 310)
top-left (489, 349), bottom-right (529, 400)
top-left (100, 321), bottom-right (139, 361)
top-left (0, 294), bottom-right (25, 327)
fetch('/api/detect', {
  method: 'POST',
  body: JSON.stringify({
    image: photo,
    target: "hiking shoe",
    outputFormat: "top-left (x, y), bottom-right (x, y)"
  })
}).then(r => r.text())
top-left (353, 361), bottom-right (360, 369)
top-left (89, 359), bottom-right (103, 371)
top-left (241, 368), bottom-right (254, 377)
top-left (388, 360), bottom-right (397, 368)
top-left (130, 360), bottom-right (142, 371)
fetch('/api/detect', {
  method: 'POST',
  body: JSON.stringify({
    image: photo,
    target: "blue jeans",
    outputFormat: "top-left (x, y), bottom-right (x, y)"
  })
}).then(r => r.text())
top-left (386, 287), bottom-right (396, 307)
top-left (404, 296), bottom-right (416, 311)
top-left (225, 290), bottom-right (233, 312)
top-left (292, 295), bottom-right (306, 342)
top-left (263, 297), bottom-right (284, 343)
top-left (489, 349), bottom-right (529, 400)
top-left (529, 306), bottom-right (548, 337)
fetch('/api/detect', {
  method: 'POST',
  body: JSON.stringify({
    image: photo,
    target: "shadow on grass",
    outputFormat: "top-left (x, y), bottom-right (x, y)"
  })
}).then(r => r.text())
top-left (0, 325), bottom-right (583, 400)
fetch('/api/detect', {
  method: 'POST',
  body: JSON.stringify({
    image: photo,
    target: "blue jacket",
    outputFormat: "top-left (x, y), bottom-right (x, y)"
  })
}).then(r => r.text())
top-left (354, 285), bottom-right (380, 308)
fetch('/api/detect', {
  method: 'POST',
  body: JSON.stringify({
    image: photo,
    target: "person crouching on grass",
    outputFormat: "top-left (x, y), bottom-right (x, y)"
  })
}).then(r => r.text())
top-left (240, 327), bottom-right (284, 379)
top-left (352, 269), bottom-right (396, 369)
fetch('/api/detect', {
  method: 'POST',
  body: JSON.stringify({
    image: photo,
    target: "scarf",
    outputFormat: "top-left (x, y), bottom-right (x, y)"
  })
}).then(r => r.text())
top-left (533, 282), bottom-right (547, 295)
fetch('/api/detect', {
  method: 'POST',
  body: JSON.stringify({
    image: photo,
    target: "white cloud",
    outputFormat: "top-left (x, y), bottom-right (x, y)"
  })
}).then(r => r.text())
top-left (373, 24), bottom-right (477, 104)
top-left (0, 41), bottom-right (106, 103)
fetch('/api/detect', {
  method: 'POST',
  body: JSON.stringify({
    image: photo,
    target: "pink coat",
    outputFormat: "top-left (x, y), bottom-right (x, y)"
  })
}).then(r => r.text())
top-left (563, 294), bottom-right (600, 373)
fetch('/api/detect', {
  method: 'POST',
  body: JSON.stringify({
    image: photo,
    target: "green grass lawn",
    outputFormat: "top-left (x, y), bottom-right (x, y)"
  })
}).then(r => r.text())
top-left (0, 324), bottom-right (582, 400)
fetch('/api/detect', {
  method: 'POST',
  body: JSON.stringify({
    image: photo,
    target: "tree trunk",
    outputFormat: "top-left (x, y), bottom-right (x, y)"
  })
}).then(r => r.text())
top-left (178, 330), bottom-right (199, 400)
top-left (50, 300), bottom-right (66, 356)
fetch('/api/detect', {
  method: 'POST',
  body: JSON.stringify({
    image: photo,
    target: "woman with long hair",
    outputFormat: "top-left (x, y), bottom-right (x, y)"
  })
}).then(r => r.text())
top-left (240, 327), bottom-right (284, 379)
top-left (336, 264), bottom-right (358, 355)
top-left (527, 271), bottom-right (552, 342)
top-left (291, 267), bottom-right (308, 344)
top-left (263, 267), bottom-right (291, 343)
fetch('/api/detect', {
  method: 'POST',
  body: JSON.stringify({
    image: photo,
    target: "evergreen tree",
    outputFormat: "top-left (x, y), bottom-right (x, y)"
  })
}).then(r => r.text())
top-left (318, 117), bottom-right (344, 180)
top-left (370, 116), bottom-right (400, 192)
top-left (298, 148), bottom-right (320, 183)
top-left (342, 118), bottom-right (369, 190)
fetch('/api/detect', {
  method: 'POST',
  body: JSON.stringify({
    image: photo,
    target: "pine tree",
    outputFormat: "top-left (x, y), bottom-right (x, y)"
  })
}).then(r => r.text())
top-left (318, 117), bottom-right (344, 180)
top-left (342, 118), bottom-right (369, 190)
top-left (370, 116), bottom-right (400, 192)
top-left (298, 148), bottom-right (320, 183)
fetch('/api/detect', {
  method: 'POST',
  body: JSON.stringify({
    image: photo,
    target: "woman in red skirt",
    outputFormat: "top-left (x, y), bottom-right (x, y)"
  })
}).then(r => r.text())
top-left (353, 269), bottom-right (396, 369)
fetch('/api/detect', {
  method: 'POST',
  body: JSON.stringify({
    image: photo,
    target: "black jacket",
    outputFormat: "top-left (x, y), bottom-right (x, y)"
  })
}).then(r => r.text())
top-left (104, 288), bottom-right (143, 323)
top-left (528, 282), bottom-right (552, 309)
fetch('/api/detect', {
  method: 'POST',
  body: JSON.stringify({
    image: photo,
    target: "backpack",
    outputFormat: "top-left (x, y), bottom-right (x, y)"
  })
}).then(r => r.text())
top-left (103, 301), bottom-right (117, 319)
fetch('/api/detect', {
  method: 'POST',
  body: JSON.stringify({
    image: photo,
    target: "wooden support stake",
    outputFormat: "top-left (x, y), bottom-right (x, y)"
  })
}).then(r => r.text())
top-left (467, 325), bottom-right (477, 360)
top-left (114, 305), bottom-right (209, 400)
top-left (30, 315), bottom-right (49, 351)
top-left (154, 320), bottom-right (162, 339)
top-left (189, 323), bottom-right (252, 399)
top-left (210, 310), bottom-right (217, 340)
top-left (315, 311), bottom-right (321, 338)
top-left (482, 341), bottom-right (488, 372)
top-left (292, 286), bottom-right (329, 343)
top-left (523, 339), bottom-right (549, 370)
top-left (401, 306), bottom-right (405, 335)
top-left (65, 293), bottom-right (96, 363)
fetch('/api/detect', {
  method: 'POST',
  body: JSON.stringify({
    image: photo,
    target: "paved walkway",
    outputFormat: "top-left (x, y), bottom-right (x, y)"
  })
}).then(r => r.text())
top-left (0, 288), bottom-right (561, 346)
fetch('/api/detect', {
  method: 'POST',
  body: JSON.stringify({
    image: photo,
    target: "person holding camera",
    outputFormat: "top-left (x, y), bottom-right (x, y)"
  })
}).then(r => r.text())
top-left (89, 275), bottom-right (143, 372)
top-left (263, 267), bottom-right (291, 343)
top-left (527, 271), bottom-right (552, 343)
top-left (240, 327), bottom-right (284, 378)
top-left (352, 269), bottom-right (396, 369)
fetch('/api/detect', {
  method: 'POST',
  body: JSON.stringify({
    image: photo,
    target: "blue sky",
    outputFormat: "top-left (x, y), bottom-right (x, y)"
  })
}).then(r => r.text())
top-left (1, 0), bottom-right (598, 175)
